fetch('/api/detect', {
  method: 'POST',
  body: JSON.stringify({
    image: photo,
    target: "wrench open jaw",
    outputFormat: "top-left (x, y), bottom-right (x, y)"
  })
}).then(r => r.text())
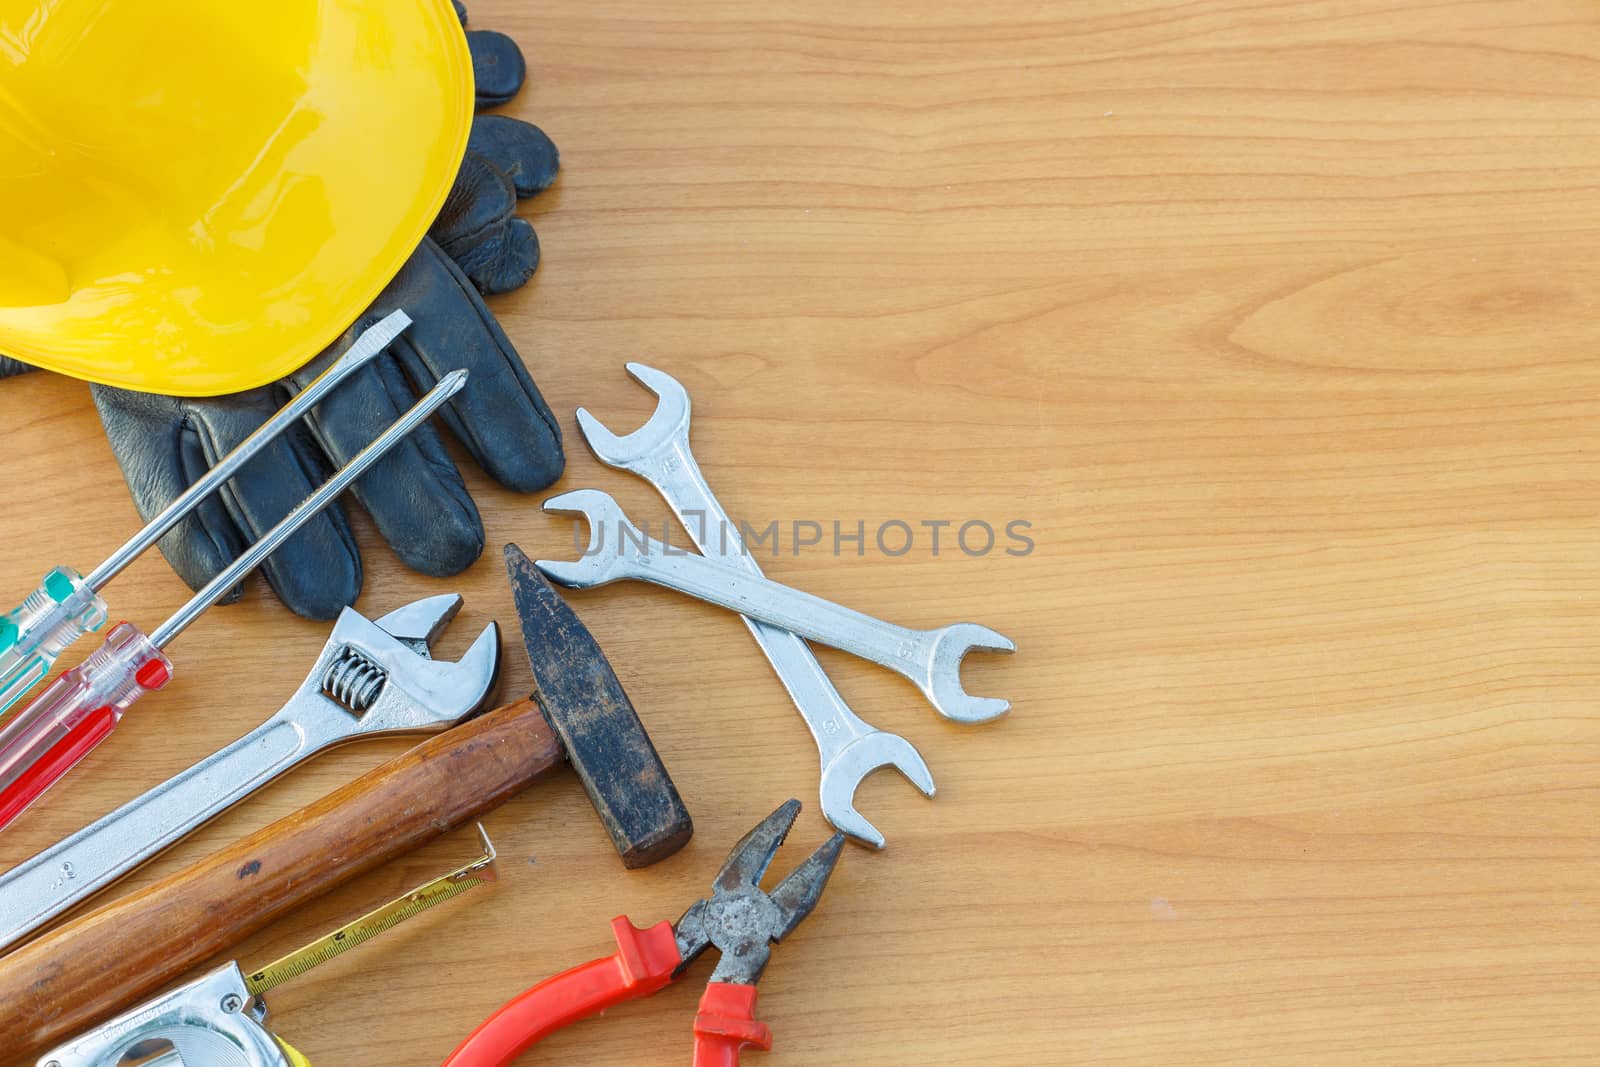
top-left (537, 489), bottom-right (1015, 724)
top-left (818, 733), bottom-right (935, 845)
top-left (575, 362), bottom-right (693, 474)
top-left (573, 365), bottom-right (936, 848)
top-left (534, 489), bottom-right (640, 589)
top-left (924, 622), bottom-right (1016, 725)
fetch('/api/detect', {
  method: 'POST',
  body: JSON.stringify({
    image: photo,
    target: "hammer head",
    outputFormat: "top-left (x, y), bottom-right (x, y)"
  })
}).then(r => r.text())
top-left (504, 543), bottom-right (693, 868)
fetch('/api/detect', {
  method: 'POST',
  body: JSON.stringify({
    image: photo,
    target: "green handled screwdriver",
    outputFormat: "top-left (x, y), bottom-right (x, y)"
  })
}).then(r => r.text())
top-left (0, 309), bottom-right (411, 720)
top-left (0, 367), bottom-right (468, 831)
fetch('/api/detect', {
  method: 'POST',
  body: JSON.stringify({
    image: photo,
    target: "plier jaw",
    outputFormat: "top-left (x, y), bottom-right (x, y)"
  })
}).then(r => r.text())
top-left (674, 798), bottom-right (846, 986)
top-left (441, 800), bottom-right (844, 1067)
top-left (677, 801), bottom-right (845, 1065)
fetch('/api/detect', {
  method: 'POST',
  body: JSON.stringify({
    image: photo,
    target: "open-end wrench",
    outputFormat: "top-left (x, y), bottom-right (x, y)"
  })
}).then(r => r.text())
top-left (574, 363), bottom-right (935, 849)
top-left (537, 490), bottom-right (1015, 724)
top-left (0, 594), bottom-right (500, 954)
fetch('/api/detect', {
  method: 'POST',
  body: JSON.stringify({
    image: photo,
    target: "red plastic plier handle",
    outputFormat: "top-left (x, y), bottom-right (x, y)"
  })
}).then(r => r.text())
top-left (441, 916), bottom-right (773, 1067)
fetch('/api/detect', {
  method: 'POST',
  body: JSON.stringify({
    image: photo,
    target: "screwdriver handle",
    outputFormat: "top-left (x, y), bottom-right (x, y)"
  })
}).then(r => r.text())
top-left (0, 567), bottom-right (108, 719)
top-left (0, 622), bottom-right (171, 830)
top-left (0, 705), bottom-right (114, 831)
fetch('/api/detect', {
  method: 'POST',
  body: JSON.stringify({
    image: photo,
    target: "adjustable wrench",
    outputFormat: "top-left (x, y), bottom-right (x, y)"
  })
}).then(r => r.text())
top-left (0, 594), bottom-right (499, 954)
top-left (574, 363), bottom-right (934, 849)
top-left (537, 491), bottom-right (1015, 723)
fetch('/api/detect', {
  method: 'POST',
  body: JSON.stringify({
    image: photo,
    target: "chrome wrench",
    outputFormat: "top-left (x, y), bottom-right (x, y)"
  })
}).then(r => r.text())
top-left (536, 490), bottom-right (1015, 723)
top-left (0, 595), bottom-right (499, 954)
top-left (574, 363), bottom-right (935, 848)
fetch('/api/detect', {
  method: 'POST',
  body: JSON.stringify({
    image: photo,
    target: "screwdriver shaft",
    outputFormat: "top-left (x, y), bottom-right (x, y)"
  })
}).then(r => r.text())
top-left (83, 310), bottom-right (412, 592)
top-left (150, 368), bottom-right (467, 648)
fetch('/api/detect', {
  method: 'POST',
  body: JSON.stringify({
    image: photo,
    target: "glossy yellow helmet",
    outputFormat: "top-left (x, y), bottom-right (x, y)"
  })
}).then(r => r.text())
top-left (0, 0), bottom-right (472, 395)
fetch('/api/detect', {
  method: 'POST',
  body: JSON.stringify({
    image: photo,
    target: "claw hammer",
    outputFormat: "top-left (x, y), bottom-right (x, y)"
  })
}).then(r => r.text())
top-left (0, 546), bottom-right (693, 1062)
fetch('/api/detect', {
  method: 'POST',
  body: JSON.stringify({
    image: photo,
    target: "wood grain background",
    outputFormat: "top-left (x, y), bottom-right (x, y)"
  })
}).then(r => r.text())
top-left (6, 0), bottom-right (1600, 1062)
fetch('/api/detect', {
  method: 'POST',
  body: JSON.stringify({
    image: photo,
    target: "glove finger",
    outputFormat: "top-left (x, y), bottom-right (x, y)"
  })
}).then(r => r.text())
top-left (431, 151), bottom-right (514, 255)
top-left (288, 349), bottom-right (486, 578)
top-left (380, 241), bottom-right (563, 492)
top-left (454, 211), bottom-right (540, 296)
top-left (430, 150), bottom-right (540, 296)
top-left (91, 384), bottom-right (363, 619)
top-left (468, 115), bottom-right (559, 198)
top-left (91, 385), bottom-right (251, 605)
top-left (172, 417), bottom-right (249, 607)
top-left (453, 0), bottom-right (467, 24)
top-left (0, 356), bottom-right (36, 379)
top-left (468, 29), bottom-right (525, 110)
top-left (189, 402), bottom-right (363, 621)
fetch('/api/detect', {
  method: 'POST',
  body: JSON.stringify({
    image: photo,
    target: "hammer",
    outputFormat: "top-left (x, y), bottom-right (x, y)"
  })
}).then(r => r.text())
top-left (0, 546), bottom-right (692, 1060)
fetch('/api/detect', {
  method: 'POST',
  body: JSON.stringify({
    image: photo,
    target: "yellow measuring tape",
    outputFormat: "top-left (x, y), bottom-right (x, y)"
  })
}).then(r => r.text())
top-left (245, 864), bottom-right (490, 995)
top-left (246, 826), bottom-right (498, 1063)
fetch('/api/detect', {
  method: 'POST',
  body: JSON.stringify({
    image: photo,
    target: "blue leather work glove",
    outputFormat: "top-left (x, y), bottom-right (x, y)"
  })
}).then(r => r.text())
top-left (0, 10), bottom-right (562, 620)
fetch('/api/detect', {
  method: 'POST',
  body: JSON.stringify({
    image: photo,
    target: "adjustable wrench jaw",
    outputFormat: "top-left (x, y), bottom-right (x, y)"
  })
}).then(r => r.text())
top-left (37, 963), bottom-right (287, 1067)
top-left (374, 592), bottom-right (466, 655)
top-left (283, 596), bottom-right (502, 740)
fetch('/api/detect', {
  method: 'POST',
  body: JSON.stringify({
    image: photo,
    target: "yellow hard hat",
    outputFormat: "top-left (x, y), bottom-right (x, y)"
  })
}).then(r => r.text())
top-left (0, 0), bottom-right (472, 396)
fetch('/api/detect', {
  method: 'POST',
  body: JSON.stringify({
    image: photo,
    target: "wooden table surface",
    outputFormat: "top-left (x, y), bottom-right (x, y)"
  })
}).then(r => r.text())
top-left (6, 0), bottom-right (1600, 1062)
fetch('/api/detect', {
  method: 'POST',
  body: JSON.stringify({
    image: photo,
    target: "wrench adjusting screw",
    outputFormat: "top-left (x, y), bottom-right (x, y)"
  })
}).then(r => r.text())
top-left (321, 647), bottom-right (387, 713)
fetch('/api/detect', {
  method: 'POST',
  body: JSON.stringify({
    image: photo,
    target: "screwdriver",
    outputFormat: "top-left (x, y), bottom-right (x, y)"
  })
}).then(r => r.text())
top-left (0, 367), bottom-right (468, 831)
top-left (0, 309), bottom-right (413, 721)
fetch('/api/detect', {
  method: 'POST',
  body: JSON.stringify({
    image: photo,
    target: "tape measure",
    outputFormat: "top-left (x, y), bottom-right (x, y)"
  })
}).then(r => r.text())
top-left (39, 827), bottom-right (497, 1067)
top-left (246, 859), bottom-right (492, 996)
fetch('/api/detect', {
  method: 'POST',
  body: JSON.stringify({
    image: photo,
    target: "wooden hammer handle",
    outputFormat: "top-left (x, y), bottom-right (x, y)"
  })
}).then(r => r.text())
top-left (0, 697), bottom-right (565, 1061)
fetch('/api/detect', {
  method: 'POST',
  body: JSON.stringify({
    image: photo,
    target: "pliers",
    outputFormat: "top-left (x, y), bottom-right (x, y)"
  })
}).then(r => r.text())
top-left (442, 799), bottom-right (845, 1066)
